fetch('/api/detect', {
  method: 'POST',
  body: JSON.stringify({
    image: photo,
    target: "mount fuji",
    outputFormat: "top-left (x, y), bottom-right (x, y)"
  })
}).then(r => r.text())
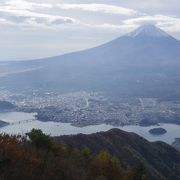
top-left (127, 24), bottom-right (170, 38)
top-left (1, 24), bottom-right (180, 99)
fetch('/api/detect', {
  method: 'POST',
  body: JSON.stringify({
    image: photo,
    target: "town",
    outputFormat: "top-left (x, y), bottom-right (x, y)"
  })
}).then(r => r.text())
top-left (0, 89), bottom-right (180, 127)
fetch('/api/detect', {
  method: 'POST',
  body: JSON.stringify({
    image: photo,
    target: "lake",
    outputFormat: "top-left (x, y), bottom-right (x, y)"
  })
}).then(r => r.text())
top-left (0, 112), bottom-right (179, 144)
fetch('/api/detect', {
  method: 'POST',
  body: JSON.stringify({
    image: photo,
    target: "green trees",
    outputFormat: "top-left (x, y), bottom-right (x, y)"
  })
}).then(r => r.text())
top-left (82, 147), bottom-right (92, 159)
top-left (91, 151), bottom-right (125, 180)
top-left (26, 129), bottom-right (53, 150)
top-left (133, 164), bottom-right (148, 180)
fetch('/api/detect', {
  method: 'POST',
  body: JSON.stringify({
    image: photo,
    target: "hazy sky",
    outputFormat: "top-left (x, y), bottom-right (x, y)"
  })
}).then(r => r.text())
top-left (0, 0), bottom-right (180, 61)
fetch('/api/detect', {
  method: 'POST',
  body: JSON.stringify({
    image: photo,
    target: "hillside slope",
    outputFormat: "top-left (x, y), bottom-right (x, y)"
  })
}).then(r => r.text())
top-left (1, 25), bottom-right (180, 99)
top-left (56, 128), bottom-right (180, 180)
top-left (0, 130), bottom-right (149, 180)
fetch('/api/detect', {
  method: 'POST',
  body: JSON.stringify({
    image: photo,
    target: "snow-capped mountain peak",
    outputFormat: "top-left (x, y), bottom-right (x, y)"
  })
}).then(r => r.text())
top-left (127, 24), bottom-right (170, 38)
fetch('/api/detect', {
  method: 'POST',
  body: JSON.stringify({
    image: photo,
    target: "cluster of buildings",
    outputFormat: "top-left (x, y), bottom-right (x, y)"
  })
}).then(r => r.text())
top-left (0, 90), bottom-right (180, 127)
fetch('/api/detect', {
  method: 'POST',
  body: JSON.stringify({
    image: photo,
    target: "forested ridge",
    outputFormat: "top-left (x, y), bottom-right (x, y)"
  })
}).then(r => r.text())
top-left (56, 129), bottom-right (180, 180)
top-left (0, 129), bottom-right (179, 180)
top-left (0, 129), bottom-right (148, 180)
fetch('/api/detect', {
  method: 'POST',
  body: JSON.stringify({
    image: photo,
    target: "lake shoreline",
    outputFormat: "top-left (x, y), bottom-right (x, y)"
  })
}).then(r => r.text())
top-left (0, 111), bottom-right (179, 146)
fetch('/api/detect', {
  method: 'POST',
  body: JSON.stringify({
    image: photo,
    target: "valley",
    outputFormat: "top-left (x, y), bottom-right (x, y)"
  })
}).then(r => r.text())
top-left (0, 25), bottom-right (180, 148)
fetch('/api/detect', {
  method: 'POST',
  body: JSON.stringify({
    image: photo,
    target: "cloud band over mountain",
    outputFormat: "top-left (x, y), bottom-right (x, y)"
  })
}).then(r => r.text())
top-left (0, 0), bottom-right (180, 60)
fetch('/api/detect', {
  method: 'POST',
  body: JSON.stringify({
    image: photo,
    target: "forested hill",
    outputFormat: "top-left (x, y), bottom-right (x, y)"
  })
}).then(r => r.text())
top-left (0, 129), bottom-right (149, 180)
top-left (55, 128), bottom-right (180, 180)
top-left (0, 128), bottom-right (179, 179)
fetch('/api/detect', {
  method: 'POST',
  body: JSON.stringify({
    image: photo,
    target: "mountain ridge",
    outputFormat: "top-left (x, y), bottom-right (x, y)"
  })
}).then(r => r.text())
top-left (1, 25), bottom-right (180, 99)
top-left (55, 128), bottom-right (180, 180)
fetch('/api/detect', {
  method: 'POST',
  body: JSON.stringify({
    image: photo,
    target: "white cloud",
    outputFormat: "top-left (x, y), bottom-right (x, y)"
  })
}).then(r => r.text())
top-left (83, 23), bottom-right (133, 33)
top-left (0, 0), bottom-right (77, 28)
top-left (0, 17), bottom-right (14, 25)
top-left (0, 0), bottom-right (139, 30)
top-left (57, 3), bottom-right (137, 16)
top-left (123, 15), bottom-right (180, 32)
top-left (0, 0), bottom-right (180, 34)
top-left (0, 8), bottom-right (75, 23)
top-left (5, 0), bottom-right (53, 10)
top-left (0, 0), bottom-right (180, 60)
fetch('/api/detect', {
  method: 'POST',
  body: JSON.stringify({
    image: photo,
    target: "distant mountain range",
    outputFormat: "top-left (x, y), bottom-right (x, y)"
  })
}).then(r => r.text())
top-left (56, 128), bottom-right (180, 180)
top-left (1, 24), bottom-right (180, 99)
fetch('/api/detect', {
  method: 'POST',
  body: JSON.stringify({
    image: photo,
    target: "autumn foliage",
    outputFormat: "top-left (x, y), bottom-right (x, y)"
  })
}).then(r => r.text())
top-left (0, 129), bottom-right (146, 180)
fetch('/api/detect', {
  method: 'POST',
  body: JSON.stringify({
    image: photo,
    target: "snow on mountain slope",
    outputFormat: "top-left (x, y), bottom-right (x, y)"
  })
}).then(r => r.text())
top-left (1, 24), bottom-right (180, 98)
top-left (127, 24), bottom-right (170, 38)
